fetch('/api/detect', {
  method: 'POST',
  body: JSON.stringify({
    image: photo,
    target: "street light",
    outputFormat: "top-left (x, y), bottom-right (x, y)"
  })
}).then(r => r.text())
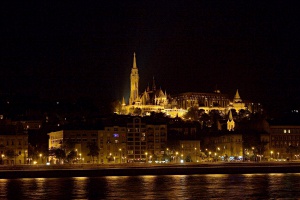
top-left (145, 152), bottom-right (148, 163)
top-left (119, 148), bottom-right (122, 163)
top-left (39, 154), bottom-right (42, 164)
top-left (270, 151), bottom-right (273, 159)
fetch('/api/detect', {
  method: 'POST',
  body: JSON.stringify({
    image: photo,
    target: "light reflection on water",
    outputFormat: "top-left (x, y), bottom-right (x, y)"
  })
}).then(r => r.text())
top-left (1, 174), bottom-right (300, 199)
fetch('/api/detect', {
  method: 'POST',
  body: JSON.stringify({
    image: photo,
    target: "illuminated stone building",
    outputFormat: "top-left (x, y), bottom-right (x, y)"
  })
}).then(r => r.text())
top-left (48, 117), bottom-right (167, 164)
top-left (48, 130), bottom-right (100, 164)
top-left (119, 53), bottom-right (186, 118)
top-left (0, 121), bottom-right (28, 165)
top-left (117, 53), bottom-right (254, 118)
top-left (207, 133), bottom-right (243, 159)
top-left (173, 89), bottom-right (247, 115)
top-left (126, 117), bottom-right (167, 162)
top-left (173, 91), bottom-right (230, 112)
top-left (98, 126), bottom-right (127, 164)
top-left (269, 125), bottom-right (300, 160)
top-left (179, 140), bottom-right (201, 162)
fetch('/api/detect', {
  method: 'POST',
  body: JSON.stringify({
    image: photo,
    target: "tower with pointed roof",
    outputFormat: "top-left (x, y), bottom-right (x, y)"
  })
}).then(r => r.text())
top-left (231, 89), bottom-right (246, 112)
top-left (233, 89), bottom-right (242, 103)
top-left (227, 109), bottom-right (235, 131)
top-left (129, 52), bottom-right (139, 105)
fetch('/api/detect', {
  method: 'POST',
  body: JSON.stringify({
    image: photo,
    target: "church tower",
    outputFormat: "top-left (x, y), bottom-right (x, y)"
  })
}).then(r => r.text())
top-left (233, 89), bottom-right (242, 103)
top-left (227, 109), bottom-right (235, 131)
top-left (129, 52), bottom-right (139, 105)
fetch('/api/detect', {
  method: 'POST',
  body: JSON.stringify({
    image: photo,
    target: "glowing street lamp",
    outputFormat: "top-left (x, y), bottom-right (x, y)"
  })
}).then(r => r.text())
top-left (39, 154), bottom-right (42, 164)
top-left (270, 151), bottom-right (273, 159)
top-left (145, 152), bottom-right (148, 163)
top-left (119, 148), bottom-right (122, 163)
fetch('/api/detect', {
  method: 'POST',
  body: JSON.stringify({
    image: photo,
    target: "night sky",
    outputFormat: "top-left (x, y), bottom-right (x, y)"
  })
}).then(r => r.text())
top-left (1, 2), bottom-right (299, 112)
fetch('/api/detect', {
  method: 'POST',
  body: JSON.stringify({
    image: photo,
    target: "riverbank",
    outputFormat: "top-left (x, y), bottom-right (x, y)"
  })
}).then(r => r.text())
top-left (1, 162), bottom-right (300, 179)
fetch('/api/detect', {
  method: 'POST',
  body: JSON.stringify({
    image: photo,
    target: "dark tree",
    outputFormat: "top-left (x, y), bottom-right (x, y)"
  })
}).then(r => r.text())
top-left (87, 142), bottom-right (100, 164)
top-left (52, 148), bottom-right (66, 164)
top-left (184, 106), bottom-right (199, 121)
top-left (66, 150), bottom-right (77, 164)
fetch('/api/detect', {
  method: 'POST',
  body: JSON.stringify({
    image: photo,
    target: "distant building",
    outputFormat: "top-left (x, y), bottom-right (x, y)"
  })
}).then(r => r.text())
top-left (98, 126), bottom-right (127, 164)
top-left (179, 140), bottom-right (201, 162)
top-left (48, 130), bottom-right (100, 164)
top-left (0, 123), bottom-right (28, 165)
top-left (126, 117), bottom-right (167, 163)
top-left (203, 133), bottom-right (243, 159)
top-left (116, 53), bottom-right (256, 118)
top-left (269, 125), bottom-right (300, 160)
top-left (48, 117), bottom-right (168, 164)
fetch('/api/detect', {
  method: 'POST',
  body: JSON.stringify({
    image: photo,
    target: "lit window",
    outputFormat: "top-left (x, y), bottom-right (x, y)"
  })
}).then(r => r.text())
top-left (284, 130), bottom-right (287, 133)
top-left (288, 130), bottom-right (291, 133)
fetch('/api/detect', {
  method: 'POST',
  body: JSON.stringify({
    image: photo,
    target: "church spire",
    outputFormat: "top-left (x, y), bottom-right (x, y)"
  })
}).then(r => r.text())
top-left (133, 52), bottom-right (137, 69)
top-left (129, 52), bottom-right (139, 105)
top-left (234, 89), bottom-right (242, 102)
top-left (122, 97), bottom-right (126, 106)
top-left (227, 109), bottom-right (235, 131)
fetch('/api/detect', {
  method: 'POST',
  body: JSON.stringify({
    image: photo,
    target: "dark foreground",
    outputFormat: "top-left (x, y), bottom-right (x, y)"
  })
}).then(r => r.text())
top-left (1, 162), bottom-right (300, 179)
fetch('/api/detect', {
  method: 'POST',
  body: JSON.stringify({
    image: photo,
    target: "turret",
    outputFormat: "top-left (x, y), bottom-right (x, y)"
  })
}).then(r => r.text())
top-left (227, 109), bottom-right (235, 131)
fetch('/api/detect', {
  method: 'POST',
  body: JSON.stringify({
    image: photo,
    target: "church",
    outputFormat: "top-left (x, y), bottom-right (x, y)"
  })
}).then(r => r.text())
top-left (116, 53), bottom-right (252, 118)
top-left (118, 52), bottom-right (186, 117)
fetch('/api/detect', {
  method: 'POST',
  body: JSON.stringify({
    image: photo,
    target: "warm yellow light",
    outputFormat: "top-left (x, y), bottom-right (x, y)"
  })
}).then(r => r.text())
top-left (39, 154), bottom-right (42, 157)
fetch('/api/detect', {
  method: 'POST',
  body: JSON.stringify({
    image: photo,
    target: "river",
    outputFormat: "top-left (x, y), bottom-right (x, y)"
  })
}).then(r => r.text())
top-left (1, 173), bottom-right (300, 199)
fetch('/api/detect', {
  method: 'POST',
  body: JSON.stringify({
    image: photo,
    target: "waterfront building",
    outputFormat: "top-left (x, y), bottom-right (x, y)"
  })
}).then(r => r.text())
top-left (48, 116), bottom-right (168, 164)
top-left (48, 130), bottom-right (100, 164)
top-left (203, 133), bottom-right (243, 160)
top-left (269, 125), bottom-right (300, 160)
top-left (179, 140), bottom-right (201, 162)
top-left (126, 117), bottom-right (167, 163)
top-left (0, 123), bottom-right (28, 165)
top-left (98, 126), bottom-right (127, 164)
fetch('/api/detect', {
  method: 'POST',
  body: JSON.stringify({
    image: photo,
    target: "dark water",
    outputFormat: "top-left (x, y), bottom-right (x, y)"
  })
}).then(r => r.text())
top-left (1, 174), bottom-right (300, 199)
